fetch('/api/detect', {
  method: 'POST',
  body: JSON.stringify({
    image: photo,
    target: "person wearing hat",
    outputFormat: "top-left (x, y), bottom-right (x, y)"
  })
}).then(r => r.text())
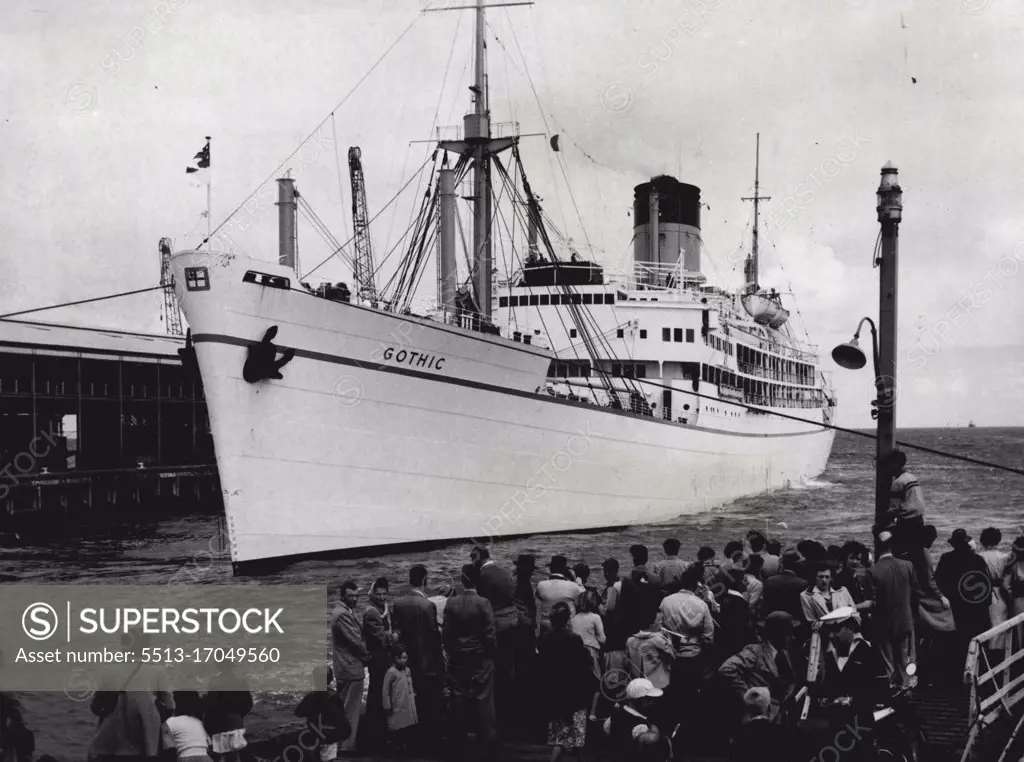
top-left (761, 551), bottom-right (809, 633)
top-left (867, 531), bottom-right (921, 688)
top-left (536, 555), bottom-right (584, 633)
top-left (603, 678), bottom-right (670, 761)
top-left (718, 611), bottom-right (798, 723)
top-left (814, 607), bottom-right (890, 761)
top-left (443, 563), bottom-right (498, 757)
top-left (934, 529), bottom-right (992, 681)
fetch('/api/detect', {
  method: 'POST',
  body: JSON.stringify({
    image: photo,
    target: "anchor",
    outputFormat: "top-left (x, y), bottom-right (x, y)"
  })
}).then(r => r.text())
top-left (243, 326), bottom-right (296, 383)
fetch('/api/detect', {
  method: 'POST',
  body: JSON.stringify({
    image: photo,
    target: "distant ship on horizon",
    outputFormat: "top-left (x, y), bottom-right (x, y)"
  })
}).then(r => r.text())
top-left (968, 420), bottom-right (977, 428)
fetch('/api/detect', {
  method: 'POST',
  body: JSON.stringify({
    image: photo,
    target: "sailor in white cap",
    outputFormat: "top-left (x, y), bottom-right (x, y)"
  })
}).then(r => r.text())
top-left (603, 678), bottom-right (670, 760)
top-left (815, 606), bottom-right (891, 757)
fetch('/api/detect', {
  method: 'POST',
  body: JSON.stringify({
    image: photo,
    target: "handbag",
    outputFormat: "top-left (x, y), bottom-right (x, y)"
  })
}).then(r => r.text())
top-left (92, 661), bottom-right (144, 719)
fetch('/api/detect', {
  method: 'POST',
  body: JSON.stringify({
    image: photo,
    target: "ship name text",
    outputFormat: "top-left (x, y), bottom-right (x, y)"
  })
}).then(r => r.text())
top-left (379, 346), bottom-right (446, 372)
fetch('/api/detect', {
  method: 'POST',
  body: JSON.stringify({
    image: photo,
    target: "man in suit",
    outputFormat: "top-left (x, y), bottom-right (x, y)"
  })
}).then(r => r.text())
top-left (472, 546), bottom-right (518, 735)
top-left (934, 528), bottom-right (993, 683)
top-left (391, 565), bottom-right (444, 754)
top-left (359, 577), bottom-right (393, 752)
top-left (330, 581), bottom-right (370, 754)
top-left (762, 551), bottom-right (809, 634)
top-left (867, 531), bottom-right (922, 687)
top-left (444, 563), bottom-right (498, 760)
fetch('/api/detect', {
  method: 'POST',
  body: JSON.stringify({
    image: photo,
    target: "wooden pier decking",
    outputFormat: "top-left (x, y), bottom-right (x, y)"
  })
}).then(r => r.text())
top-left (240, 685), bottom-right (1024, 762)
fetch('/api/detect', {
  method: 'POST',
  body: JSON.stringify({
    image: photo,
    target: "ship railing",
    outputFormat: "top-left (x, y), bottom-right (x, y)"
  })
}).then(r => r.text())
top-left (736, 361), bottom-right (818, 386)
top-left (628, 262), bottom-right (708, 293)
top-left (962, 611), bottom-right (1024, 761)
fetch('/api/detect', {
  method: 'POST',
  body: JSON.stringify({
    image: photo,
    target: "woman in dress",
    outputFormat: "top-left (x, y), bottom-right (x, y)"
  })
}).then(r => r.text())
top-left (978, 528), bottom-right (1011, 670)
top-left (538, 602), bottom-right (596, 762)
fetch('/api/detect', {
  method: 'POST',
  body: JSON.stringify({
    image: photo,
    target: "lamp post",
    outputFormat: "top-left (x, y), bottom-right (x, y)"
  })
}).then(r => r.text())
top-left (833, 164), bottom-right (902, 553)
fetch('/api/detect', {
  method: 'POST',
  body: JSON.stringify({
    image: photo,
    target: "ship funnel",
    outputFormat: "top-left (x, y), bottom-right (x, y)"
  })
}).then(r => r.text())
top-left (633, 176), bottom-right (702, 286)
top-left (276, 178), bottom-right (297, 270)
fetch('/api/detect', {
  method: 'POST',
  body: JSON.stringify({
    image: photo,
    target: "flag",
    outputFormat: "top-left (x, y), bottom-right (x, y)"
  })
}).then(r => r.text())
top-left (186, 137), bottom-right (211, 174)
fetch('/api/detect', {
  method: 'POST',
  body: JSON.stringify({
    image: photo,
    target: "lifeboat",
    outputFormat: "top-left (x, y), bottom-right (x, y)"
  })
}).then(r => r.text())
top-left (741, 292), bottom-right (790, 328)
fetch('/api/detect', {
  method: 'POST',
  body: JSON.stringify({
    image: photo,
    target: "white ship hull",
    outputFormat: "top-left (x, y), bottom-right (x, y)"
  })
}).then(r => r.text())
top-left (173, 253), bottom-right (835, 567)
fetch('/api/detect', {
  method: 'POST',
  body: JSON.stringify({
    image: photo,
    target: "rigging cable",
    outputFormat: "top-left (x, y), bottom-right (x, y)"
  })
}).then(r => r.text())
top-left (303, 155), bottom-right (435, 281)
top-left (197, 10), bottom-right (424, 251)
top-left (503, 18), bottom-right (595, 260)
top-left (0, 286), bottom-right (167, 321)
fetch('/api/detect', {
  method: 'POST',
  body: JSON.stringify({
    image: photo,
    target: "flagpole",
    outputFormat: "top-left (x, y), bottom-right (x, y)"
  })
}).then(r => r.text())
top-left (206, 136), bottom-right (212, 241)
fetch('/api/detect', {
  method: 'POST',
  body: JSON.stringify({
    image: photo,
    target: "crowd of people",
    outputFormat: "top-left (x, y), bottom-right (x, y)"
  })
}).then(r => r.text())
top-left (314, 520), bottom-right (1023, 761)
top-left (3, 452), bottom-right (1024, 762)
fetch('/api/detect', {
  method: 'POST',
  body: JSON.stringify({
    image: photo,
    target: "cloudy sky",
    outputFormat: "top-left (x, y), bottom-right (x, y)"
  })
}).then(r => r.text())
top-left (2, 0), bottom-right (1022, 430)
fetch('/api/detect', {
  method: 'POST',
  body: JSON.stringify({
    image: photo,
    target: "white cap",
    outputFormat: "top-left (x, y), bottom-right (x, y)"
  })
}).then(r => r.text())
top-left (626, 678), bottom-right (663, 700)
top-left (819, 606), bottom-right (856, 624)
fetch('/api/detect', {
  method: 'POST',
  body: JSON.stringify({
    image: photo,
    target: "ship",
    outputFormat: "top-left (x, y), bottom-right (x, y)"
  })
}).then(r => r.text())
top-left (170, 0), bottom-right (836, 572)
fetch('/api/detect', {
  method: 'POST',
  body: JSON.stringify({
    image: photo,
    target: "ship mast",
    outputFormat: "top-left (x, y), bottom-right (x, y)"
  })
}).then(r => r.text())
top-left (741, 133), bottom-right (770, 294)
top-left (437, 0), bottom-right (519, 327)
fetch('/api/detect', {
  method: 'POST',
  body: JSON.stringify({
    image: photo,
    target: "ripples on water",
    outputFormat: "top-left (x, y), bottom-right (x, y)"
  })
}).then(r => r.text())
top-left (4, 428), bottom-right (1024, 760)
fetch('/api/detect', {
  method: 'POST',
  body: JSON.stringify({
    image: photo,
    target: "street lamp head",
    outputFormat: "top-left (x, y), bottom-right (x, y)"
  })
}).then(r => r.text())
top-left (832, 336), bottom-right (868, 370)
top-left (877, 163), bottom-right (902, 223)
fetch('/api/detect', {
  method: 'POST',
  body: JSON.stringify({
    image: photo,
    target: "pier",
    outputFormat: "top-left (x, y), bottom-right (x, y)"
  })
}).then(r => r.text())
top-left (0, 319), bottom-right (220, 539)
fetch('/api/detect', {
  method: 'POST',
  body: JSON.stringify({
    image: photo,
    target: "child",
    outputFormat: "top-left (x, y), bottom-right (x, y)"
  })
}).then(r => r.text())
top-left (570, 590), bottom-right (605, 722)
top-left (295, 666), bottom-right (351, 762)
top-left (161, 691), bottom-right (211, 762)
top-left (381, 646), bottom-right (418, 751)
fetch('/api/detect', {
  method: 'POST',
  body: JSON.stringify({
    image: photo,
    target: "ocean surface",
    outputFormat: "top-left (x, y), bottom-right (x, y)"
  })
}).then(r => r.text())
top-left (3, 427), bottom-right (1023, 760)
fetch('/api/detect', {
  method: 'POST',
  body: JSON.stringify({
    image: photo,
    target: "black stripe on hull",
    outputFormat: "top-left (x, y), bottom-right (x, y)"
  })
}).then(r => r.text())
top-left (192, 332), bottom-right (829, 440)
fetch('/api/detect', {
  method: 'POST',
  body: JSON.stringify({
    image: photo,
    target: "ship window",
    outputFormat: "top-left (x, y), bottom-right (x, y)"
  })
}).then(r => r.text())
top-left (569, 329), bottom-right (577, 338)
top-left (499, 297), bottom-right (509, 308)
top-left (635, 364), bottom-right (647, 378)
top-left (583, 293), bottom-right (593, 304)
top-left (549, 295), bottom-right (559, 305)
top-left (640, 329), bottom-right (647, 339)
top-left (616, 329), bottom-right (624, 338)
top-left (605, 294), bottom-right (615, 304)
top-left (612, 364), bottom-right (622, 377)
top-left (572, 294), bottom-right (582, 305)
top-left (184, 267), bottom-right (209, 291)
top-left (686, 329), bottom-right (695, 343)
top-left (673, 328), bottom-right (683, 342)
top-left (662, 328), bottom-right (671, 342)
top-left (540, 294), bottom-right (550, 306)
top-left (529, 295), bottom-right (539, 306)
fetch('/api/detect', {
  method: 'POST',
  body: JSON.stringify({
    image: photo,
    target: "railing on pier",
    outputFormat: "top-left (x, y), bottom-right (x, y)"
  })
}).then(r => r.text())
top-left (961, 610), bottom-right (1024, 761)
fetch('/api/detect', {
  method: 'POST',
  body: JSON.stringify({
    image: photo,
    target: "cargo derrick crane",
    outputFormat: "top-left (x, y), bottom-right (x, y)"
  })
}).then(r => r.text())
top-left (158, 237), bottom-right (183, 335)
top-left (347, 147), bottom-right (378, 306)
